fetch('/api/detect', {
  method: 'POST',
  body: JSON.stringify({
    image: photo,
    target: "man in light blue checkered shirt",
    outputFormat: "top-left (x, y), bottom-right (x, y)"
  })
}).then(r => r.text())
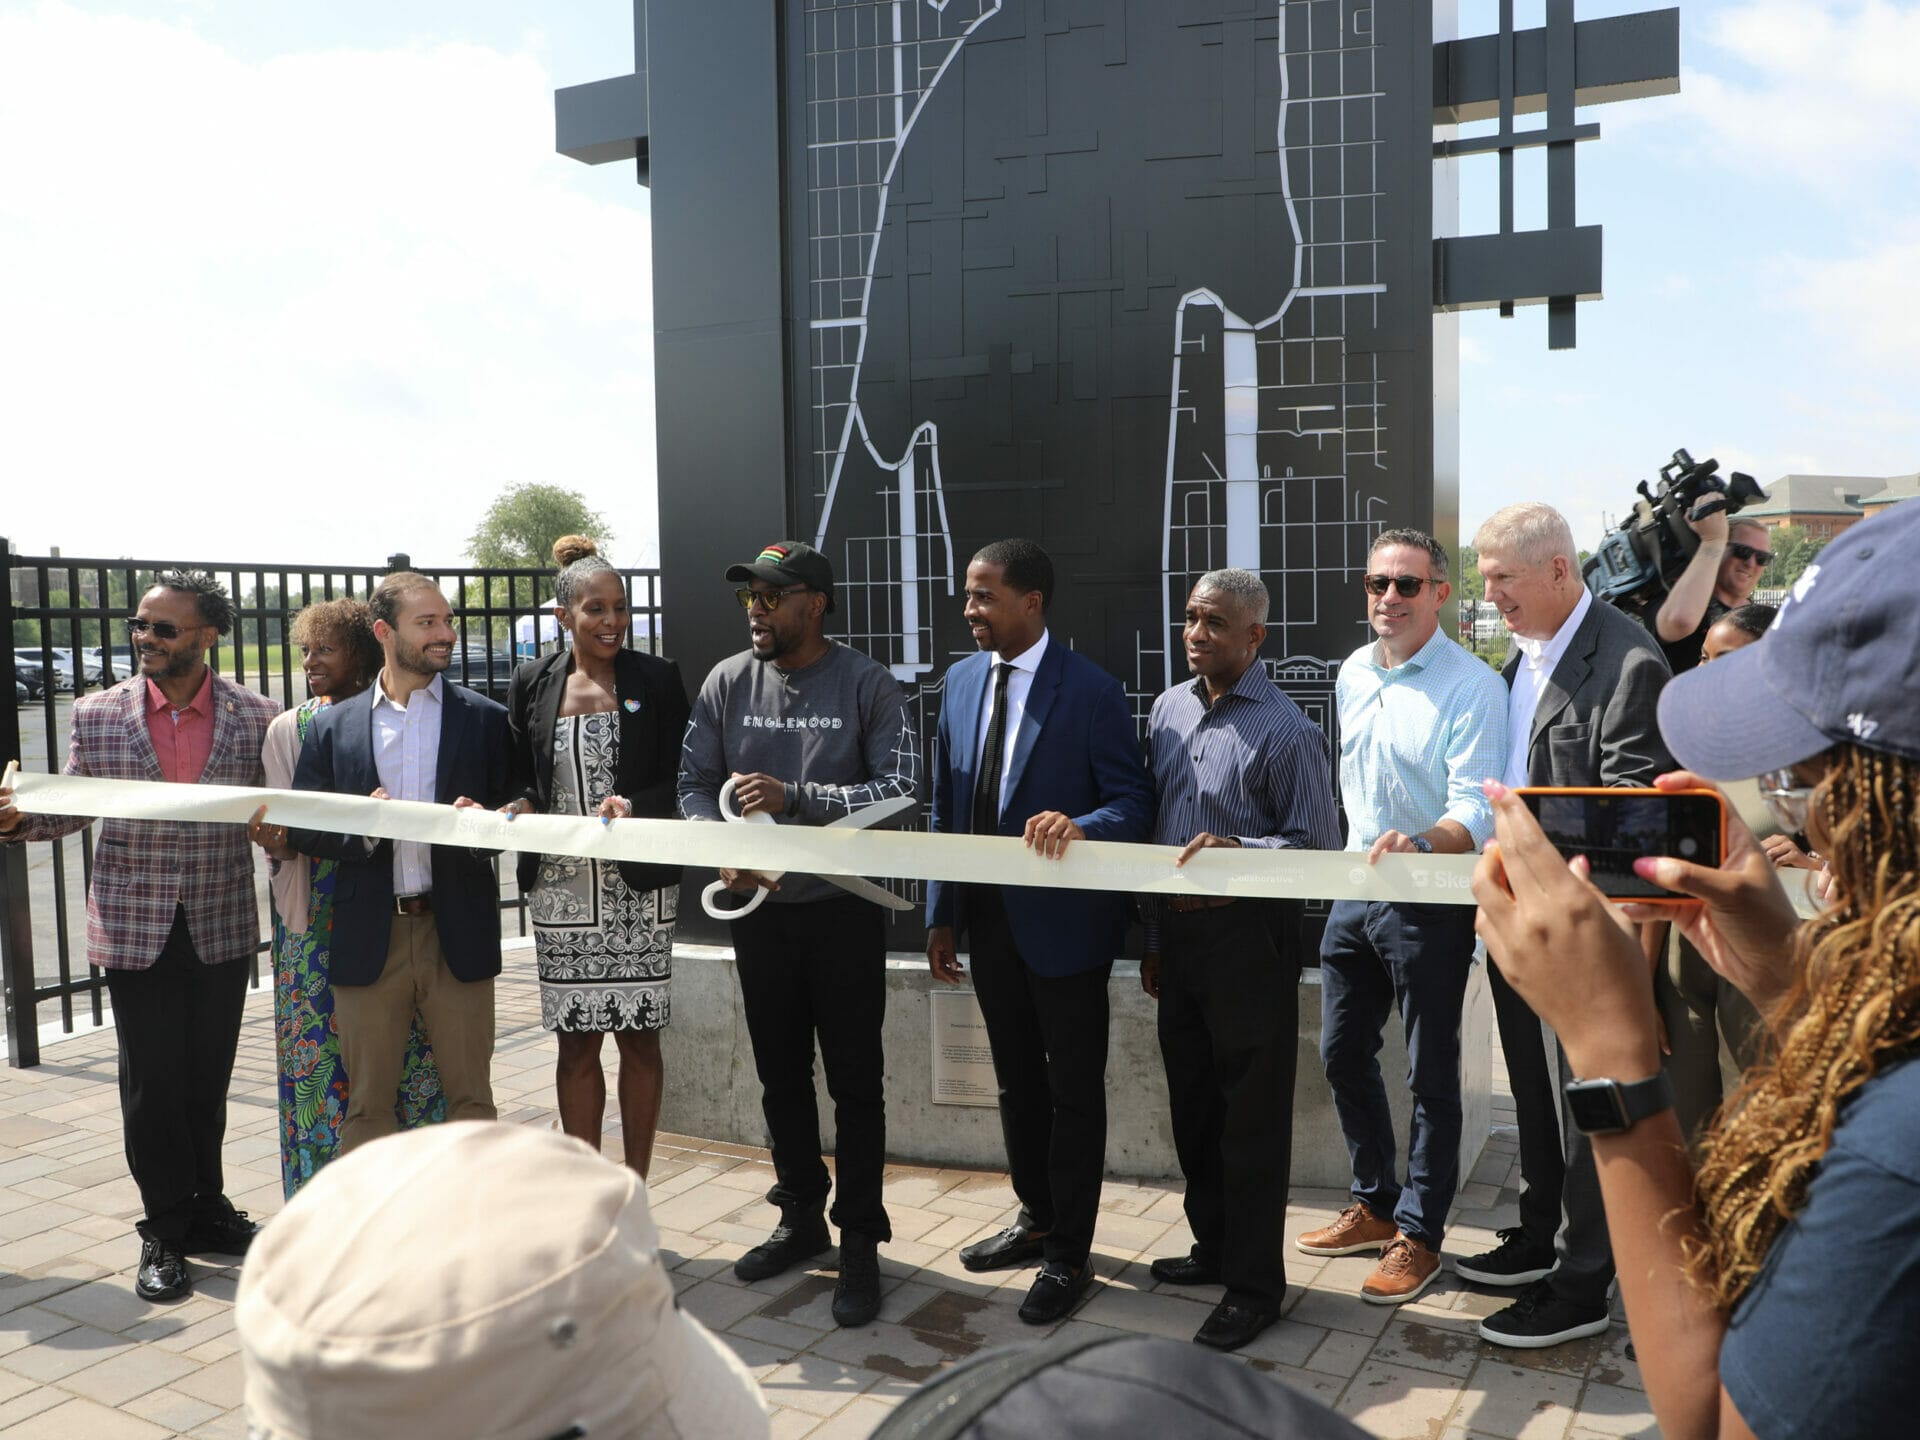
top-left (1296, 529), bottom-right (1508, 1306)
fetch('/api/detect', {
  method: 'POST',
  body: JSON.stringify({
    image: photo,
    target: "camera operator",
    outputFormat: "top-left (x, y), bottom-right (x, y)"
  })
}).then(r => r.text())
top-left (1650, 503), bottom-right (1772, 673)
top-left (1472, 497), bottom-right (1920, 1439)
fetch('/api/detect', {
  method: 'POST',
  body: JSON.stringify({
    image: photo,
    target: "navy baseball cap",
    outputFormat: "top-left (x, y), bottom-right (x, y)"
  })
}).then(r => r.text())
top-left (1659, 499), bottom-right (1920, 780)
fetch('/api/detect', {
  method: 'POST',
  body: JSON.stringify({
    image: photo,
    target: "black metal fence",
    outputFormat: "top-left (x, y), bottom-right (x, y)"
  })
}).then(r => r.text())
top-left (0, 540), bottom-right (665, 1066)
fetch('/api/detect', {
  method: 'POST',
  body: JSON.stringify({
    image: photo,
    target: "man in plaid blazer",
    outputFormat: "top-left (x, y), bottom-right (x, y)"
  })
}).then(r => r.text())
top-left (0, 571), bottom-right (278, 1302)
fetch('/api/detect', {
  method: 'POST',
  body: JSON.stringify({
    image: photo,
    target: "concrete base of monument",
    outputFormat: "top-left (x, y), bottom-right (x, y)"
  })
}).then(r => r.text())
top-left (656, 944), bottom-right (1493, 1190)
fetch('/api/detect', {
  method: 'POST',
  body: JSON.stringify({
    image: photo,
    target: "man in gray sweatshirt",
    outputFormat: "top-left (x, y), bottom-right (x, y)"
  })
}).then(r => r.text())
top-left (678, 540), bottom-right (920, 1329)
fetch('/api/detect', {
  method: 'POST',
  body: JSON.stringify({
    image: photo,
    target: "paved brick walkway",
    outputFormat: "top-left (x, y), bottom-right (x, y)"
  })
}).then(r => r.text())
top-left (0, 952), bottom-right (1658, 1438)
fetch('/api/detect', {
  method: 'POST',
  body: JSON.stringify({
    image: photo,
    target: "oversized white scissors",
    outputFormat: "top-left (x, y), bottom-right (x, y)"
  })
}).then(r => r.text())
top-left (700, 777), bottom-right (918, 920)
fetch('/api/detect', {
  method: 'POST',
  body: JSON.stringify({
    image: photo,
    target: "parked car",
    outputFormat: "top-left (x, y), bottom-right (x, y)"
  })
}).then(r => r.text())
top-left (84, 646), bottom-right (140, 683)
top-left (47, 646), bottom-right (103, 686)
top-left (443, 645), bottom-right (516, 702)
top-left (11, 657), bottom-right (46, 701)
top-left (14, 649), bottom-right (73, 693)
top-left (13, 679), bottom-right (27, 705)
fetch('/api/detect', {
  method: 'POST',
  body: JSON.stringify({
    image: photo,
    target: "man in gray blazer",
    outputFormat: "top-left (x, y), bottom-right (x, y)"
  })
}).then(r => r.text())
top-left (1458, 503), bottom-right (1673, 1349)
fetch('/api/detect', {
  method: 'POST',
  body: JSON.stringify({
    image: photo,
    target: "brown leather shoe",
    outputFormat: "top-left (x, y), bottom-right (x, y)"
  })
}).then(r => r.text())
top-left (1296, 1201), bottom-right (1397, 1256)
top-left (1361, 1233), bottom-right (1441, 1305)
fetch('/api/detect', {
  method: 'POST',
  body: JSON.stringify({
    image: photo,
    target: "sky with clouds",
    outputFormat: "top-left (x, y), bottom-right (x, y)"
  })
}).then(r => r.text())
top-left (2, 0), bottom-right (1914, 568)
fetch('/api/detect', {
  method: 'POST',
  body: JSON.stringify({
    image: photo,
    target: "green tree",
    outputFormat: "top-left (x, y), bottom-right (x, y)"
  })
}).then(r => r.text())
top-left (1757, 526), bottom-right (1828, 590)
top-left (466, 483), bottom-right (613, 568)
top-left (241, 581), bottom-right (286, 649)
top-left (1455, 544), bottom-right (1483, 606)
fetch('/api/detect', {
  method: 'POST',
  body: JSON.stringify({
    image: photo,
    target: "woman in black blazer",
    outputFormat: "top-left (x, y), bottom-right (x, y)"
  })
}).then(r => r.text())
top-left (503, 538), bottom-right (690, 1177)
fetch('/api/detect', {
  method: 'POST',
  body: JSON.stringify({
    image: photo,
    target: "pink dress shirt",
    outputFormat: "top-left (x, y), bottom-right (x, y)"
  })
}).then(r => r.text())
top-left (144, 668), bottom-right (216, 784)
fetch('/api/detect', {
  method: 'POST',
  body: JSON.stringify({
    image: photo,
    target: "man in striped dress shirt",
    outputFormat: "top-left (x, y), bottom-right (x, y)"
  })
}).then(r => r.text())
top-left (1142, 568), bottom-right (1341, 1352)
top-left (1296, 529), bottom-right (1507, 1304)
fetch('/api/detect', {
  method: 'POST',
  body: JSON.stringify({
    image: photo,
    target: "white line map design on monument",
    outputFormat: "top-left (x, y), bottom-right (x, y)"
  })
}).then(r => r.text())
top-left (805, 1), bottom-right (1001, 681)
top-left (1151, 0), bottom-right (1391, 703)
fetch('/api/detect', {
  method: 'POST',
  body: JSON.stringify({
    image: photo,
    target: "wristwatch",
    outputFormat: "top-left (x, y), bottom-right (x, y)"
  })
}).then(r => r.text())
top-left (1408, 835), bottom-right (1433, 854)
top-left (1563, 1072), bottom-right (1674, 1135)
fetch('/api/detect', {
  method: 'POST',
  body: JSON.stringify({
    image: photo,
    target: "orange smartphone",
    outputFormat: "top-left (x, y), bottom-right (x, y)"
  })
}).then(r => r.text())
top-left (1514, 787), bottom-right (1726, 906)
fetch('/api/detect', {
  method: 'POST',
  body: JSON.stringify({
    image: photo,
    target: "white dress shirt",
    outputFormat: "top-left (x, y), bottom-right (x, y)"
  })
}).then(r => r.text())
top-left (371, 672), bottom-right (443, 894)
top-left (1503, 586), bottom-right (1591, 788)
top-left (975, 629), bottom-right (1049, 821)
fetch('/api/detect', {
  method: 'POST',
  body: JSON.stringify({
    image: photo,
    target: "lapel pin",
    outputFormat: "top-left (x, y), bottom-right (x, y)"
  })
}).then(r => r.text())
top-left (622, 698), bottom-right (641, 713)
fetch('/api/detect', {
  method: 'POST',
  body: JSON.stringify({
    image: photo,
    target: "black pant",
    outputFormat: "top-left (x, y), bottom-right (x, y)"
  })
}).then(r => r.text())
top-left (1488, 956), bottom-right (1613, 1307)
top-left (731, 894), bottom-right (891, 1242)
top-left (1158, 901), bottom-right (1299, 1310)
top-left (102, 906), bottom-right (251, 1244)
top-left (967, 885), bottom-right (1110, 1268)
top-left (1658, 931), bottom-right (1765, 1156)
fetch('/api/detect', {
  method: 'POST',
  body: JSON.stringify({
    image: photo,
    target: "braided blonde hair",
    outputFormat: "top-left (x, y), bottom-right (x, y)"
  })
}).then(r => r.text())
top-left (1690, 744), bottom-right (1920, 1307)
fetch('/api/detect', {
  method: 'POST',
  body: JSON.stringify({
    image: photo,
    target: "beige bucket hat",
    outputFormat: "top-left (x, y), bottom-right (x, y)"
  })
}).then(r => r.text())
top-left (236, 1122), bottom-right (771, 1440)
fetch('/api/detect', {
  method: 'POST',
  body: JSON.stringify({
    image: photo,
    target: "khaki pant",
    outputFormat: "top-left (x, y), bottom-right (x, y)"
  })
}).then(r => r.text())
top-left (333, 913), bottom-right (496, 1154)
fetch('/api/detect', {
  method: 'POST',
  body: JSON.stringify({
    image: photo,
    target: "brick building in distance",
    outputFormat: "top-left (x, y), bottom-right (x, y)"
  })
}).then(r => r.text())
top-left (1741, 472), bottom-right (1920, 539)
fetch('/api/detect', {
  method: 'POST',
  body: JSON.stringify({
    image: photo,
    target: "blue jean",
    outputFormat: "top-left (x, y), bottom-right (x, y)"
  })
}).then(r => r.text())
top-left (1318, 899), bottom-right (1477, 1251)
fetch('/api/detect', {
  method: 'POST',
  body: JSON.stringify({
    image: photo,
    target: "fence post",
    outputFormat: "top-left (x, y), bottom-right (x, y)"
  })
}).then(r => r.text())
top-left (0, 537), bottom-right (41, 1066)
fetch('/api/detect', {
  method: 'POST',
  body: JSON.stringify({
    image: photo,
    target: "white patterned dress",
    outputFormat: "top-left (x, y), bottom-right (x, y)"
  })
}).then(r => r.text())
top-left (530, 713), bottom-right (674, 1032)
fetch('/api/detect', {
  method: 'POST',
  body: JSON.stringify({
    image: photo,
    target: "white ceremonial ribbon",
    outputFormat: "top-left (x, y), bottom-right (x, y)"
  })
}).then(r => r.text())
top-left (4, 769), bottom-right (1483, 906)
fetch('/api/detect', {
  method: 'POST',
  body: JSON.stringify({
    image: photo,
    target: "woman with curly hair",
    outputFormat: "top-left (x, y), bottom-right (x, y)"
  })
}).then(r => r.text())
top-left (1473, 499), bottom-right (1920, 1439)
top-left (253, 598), bottom-right (446, 1195)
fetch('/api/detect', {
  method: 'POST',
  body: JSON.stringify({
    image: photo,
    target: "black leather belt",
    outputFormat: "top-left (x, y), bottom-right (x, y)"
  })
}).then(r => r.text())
top-left (393, 893), bottom-right (433, 916)
top-left (1165, 895), bottom-right (1237, 914)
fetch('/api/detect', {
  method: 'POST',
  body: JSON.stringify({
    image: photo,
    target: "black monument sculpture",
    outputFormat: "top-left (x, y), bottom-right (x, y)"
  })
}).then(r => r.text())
top-left (557, 2), bottom-right (1678, 935)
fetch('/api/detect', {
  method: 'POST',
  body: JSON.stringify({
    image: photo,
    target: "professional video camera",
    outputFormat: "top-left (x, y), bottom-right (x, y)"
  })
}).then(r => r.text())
top-left (1582, 449), bottom-right (1767, 617)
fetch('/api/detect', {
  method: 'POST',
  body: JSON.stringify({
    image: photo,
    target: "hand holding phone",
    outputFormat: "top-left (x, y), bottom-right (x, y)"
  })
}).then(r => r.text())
top-left (1614, 773), bottom-right (1805, 1012)
top-left (1514, 787), bottom-right (1727, 907)
top-left (1471, 784), bottom-right (1661, 1081)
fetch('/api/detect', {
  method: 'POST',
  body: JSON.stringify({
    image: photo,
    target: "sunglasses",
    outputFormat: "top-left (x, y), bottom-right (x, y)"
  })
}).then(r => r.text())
top-left (1363, 574), bottom-right (1434, 598)
top-left (1728, 541), bottom-right (1772, 566)
top-left (734, 585), bottom-right (810, 612)
top-left (1760, 768), bottom-right (1812, 834)
top-left (126, 617), bottom-right (202, 640)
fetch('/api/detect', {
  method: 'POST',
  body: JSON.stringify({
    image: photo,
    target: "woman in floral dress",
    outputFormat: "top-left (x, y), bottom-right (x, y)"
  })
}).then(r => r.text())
top-left (504, 538), bottom-right (689, 1176)
top-left (255, 599), bottom-right (446, 1196)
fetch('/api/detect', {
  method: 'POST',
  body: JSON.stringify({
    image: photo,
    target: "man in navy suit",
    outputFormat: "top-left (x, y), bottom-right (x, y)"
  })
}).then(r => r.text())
top-left (927, 539), bottom-right (1156, 1324)
top-left (290, 572), bottom-right (514, 1153)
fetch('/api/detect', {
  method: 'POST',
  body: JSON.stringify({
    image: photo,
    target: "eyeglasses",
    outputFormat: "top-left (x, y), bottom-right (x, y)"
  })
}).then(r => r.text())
top-left (1760, 768), bottom-right (1812, 833)
top-left (1363, 574), bottom-right (1434, 598)
top-left (126, 617), bottom-right (201, 640)
top-left (1728, 541), bottom-right (1772, 566)
top-left (734, 586), bottom-right (809, 612)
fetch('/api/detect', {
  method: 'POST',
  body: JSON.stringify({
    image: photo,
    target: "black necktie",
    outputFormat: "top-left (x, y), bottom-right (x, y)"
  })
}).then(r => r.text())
top-left (972, 662), bottom-right (1009, 836)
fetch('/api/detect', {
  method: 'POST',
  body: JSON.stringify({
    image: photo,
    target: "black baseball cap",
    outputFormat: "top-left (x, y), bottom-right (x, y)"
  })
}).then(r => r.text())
top-left (724, 541), bottom-right (836, 613)
top-left (1659, 498), bottom-right (1920, 779)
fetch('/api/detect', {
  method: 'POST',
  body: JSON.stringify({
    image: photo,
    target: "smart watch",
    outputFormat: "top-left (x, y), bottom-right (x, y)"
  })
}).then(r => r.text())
top-left (1563, 1072), bottom-right (1674, 1135)
top-left (1408, 835), bottom-right (1434, 854)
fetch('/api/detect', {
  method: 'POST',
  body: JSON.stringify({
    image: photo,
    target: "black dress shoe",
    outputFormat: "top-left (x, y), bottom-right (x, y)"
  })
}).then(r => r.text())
top-left (184, 1197), bottom-right (259, 1258)
top-left (135, 1237), bottom-right (192, 1302)
top-left (733, 1213), bottom-right (832, 1283)
top-left (1149, 1252), bottom-right (1221, 1286)
top-left (959, 1223), bottom-right (1049, 1273)
top-left (832, 1233), bottom-right (883, 1328)
top-left (1195, 1300), bottom-right (1279, 1352)
top-left (1018, 1261), bottom-right (1092, 1324)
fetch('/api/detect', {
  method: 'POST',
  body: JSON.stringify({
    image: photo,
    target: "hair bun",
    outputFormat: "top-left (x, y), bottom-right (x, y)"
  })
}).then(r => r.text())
top-left (552, 535), bottom-right (599, 568)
